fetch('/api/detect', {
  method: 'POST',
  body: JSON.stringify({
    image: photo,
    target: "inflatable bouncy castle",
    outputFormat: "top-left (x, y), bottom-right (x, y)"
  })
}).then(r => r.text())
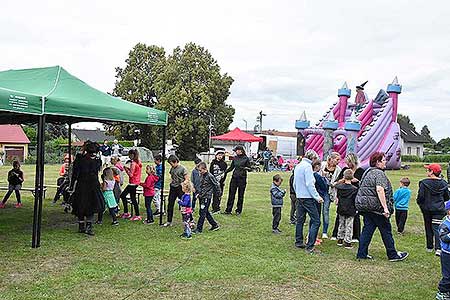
top-left (295, 77), bottom-right (402, 169)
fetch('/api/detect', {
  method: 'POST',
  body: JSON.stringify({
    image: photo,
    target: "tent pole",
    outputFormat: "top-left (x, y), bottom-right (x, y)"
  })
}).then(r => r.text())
top-left (32, 115), bottom-right (46, 248)
top-left (68, 122), bottom-right (72, 164)
top-left (160, 126), bottom-right (167, 226)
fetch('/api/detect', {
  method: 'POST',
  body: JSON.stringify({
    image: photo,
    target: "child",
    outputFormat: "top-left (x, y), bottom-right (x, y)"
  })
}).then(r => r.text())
top-left (98, 168), bottom-right (119, 226)
top-left (193, 162), bottom-right (221, 233)
top-left (120, 149), bottom-right (142, 221)
top-left (191, 158), bottom-right (202, 211)
top-left (437, 201), bottom-right (450, 300)
top-left (394, 177), bottom-right (411, 234)
top-left (210, 150), bottom-right (227, 214)
top-left (270, 174), bottom-right (286, 234)
top-left (153, 155), bottom-right (163, 216)
top-left (335, 169), bottom-right (358, 249)
top-left (312, 160), bottom-right (328, 244)
top-left (289, 170), bottom-right (297, 225)
top-left (0, 160), bottom-right (24, 208)
top-left (140, 165), bottom-right (159, 224)
top-left (178, 181), bottom-right (194, 239)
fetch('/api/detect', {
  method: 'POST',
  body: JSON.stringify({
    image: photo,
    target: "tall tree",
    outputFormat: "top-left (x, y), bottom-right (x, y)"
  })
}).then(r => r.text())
top-left (421, 125), bottom-right (436, 144)
top-left (397, 114), bottom-right (415, 131)
top-left (154, 42), bottom-right (235, 159)
top-left (106, 43), bottom-right (166, 149)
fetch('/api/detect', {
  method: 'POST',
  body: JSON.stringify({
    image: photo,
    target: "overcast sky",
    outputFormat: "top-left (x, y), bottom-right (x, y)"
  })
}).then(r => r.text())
top-left (2, 0), bottom-right (450, 139)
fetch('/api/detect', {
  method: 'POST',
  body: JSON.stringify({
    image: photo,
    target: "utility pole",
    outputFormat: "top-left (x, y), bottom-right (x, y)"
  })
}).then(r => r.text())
top-left (208, 115), bottom-right (215, 150)
top-left (256, 111), bottom-right (266, 134)
top-left (242, 119), bottom-right (248, 131)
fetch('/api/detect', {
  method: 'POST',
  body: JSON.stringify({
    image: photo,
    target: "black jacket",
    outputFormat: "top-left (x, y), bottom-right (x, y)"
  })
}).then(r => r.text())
top-left (198, 172), bottom-right (222, 199)
top-left (8, 169), bottom-right (23, 186)
top-left (336, 183), bottom-right (358, 216)
top-left (209, 159), bottom-right (228, 183)
top-left (417, 178), bottom-right (449, 213)
top-left (226, 154), bottom-right (251, 178)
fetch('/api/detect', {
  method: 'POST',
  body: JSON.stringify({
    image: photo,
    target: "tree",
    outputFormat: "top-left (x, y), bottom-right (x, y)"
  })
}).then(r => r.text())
top-left (106, 43), bottom-right (166, 149)
top-left (397, 114), bottom-right (415, 131)
top-left (436, 138), bottom-right (450, 153)
top-left (421, 125), bottom-right (436, 145)
top-left (154, 42), bottom-right (235, 159)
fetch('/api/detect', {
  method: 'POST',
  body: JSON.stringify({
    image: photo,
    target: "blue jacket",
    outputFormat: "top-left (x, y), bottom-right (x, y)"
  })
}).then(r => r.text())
top-left (293, 158), bottom-right (320, 200)
top-left (270, 183), bottom-right (286, 207)
top-left (393, 187), bottom-right (411, 210)
top-left (439, 216), bottom-right (450, 254)
top-left (191, 169), bottom-right (201, 192)
top-left (314, 172), bottom-right (329, 199)
top-left (178, 193), bottom-right (191, 208)
top-left (155, 163), bottom-right (163, 189)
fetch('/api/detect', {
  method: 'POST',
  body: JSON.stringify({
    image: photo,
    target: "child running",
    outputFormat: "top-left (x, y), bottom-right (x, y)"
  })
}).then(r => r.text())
top-left (0, 160), bottom-right (24, 208)
top-left (140, 165), bottom-right (159, 224)
top-left (437, 201), bottom-right (450, 300)
top-left (99, 167), bottom-right (119, 226)
top-left (335, 169), bottom-right (358, 249)
top-left (394, 177), bottom-right (411, 234)
top-left (270, 174), bottom-right (286, 234)
top-left (178, 181), bottom-right (194, 239)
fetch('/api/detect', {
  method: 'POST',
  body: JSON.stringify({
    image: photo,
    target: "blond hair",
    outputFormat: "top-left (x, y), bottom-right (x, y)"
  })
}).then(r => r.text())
top-left (182, 181), bottom-right (193, 193)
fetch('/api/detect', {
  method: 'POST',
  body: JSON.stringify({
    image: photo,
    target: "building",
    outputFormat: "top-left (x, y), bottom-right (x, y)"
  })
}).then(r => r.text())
top-left (0, 125), bottom-right (31, 163)
top-left (71, 128), bottom-right (116, 143)
top-left (397, 118), bottom-right (428, 158)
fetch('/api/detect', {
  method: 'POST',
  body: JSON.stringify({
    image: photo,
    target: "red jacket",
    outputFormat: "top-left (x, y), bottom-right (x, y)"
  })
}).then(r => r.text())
top-left (140, 174), bottom-right (159, 197)
top-left (126, 160), bottom-right (142, 185)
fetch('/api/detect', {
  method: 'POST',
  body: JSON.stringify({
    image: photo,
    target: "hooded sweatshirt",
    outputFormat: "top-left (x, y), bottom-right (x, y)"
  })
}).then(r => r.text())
top-left (417, 178), bottom-right (449, 213)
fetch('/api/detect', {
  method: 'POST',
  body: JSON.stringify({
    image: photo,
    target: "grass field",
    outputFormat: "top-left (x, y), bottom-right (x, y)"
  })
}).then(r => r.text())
top-left (0, 162), bottom-right (444, 300)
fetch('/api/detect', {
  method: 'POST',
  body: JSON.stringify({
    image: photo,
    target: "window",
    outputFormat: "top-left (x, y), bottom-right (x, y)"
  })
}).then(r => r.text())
top-left (407, 147), bottom-right (411, 155)
top-left (417, 147), bottom-right (421, 156)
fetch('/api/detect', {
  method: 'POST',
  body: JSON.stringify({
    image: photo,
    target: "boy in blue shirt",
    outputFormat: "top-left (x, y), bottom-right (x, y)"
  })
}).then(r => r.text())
top-left (394, 177), bottom-right (411, 234)
top-left (437, 201), bottom-right (450, 300)
top-left (271, 174), bottom-right (286, 234)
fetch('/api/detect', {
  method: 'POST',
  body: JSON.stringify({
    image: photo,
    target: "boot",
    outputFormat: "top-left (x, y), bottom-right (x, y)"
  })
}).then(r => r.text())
top-left (85, 222), bottom-right (95, 236)
top-left (78, 221), bottom-right (85, 233)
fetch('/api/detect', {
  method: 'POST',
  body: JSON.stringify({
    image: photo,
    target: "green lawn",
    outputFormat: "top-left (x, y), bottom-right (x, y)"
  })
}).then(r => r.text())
top-left (0, 162), bottom-right (443, 300)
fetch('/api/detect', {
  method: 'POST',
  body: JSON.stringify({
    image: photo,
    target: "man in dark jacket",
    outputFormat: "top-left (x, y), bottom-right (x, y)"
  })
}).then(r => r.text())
top-left (417, 163), bottom-right (450, 255)
top-left (224, 145), bottom-right (251, 215)
top-left (193, 162), bottom-right (221, 233)
top-left (209, 150), bottom-right (227, 213)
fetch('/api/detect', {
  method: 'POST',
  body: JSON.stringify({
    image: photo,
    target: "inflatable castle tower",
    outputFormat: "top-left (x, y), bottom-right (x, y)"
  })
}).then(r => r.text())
top-left (295, 77), bottom-right (402, 169)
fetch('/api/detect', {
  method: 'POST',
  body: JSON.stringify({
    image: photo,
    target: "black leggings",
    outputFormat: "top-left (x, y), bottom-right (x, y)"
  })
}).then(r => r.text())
top-left (167, 185), bottom-right (183, 223)
top-left (120, 185), bottom-right (139, 216)
top-left (2, 189), bottom-right (21, 204)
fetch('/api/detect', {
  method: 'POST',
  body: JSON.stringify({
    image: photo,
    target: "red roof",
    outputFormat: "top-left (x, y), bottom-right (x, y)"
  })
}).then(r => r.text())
top-left (212, 127), bottom-right (263, 142)
top-left (0, 125), bottom-right (30, 144)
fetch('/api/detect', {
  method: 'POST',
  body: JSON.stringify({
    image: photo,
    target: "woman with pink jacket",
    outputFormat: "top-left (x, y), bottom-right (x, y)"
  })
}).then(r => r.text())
top-left (120, 149), bottom-right (142, 221)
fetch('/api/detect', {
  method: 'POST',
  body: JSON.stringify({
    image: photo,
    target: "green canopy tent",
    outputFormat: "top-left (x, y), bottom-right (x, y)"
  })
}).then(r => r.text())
top-left (0, 66), bottom-right (168, 247)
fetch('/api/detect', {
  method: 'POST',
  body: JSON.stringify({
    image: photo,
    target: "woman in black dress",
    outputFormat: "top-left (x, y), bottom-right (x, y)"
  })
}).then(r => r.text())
top-left (70, 141), bottom-right (104, 235)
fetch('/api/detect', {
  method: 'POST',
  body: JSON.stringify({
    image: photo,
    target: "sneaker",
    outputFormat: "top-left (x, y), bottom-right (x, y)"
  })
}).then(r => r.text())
top-left (314, 239), bottom-right (321, 246)
top-left (0, 202), bottom-right (5, 209)
top-left (112, 221), bottom-right (119, 226)
top-left (272, 229), bottom-right (281, 234)
top-left (14, 203), bottom-right (23, 208)
top-left (295, 242), bottom-right (306, 249)
top-left (162, 222), bottom-right (172, 227)
top-left (223, 211), bottom-right (232, 215)
top-left (211, 210), bottom-right (220, 215)
top-left (351, 239), bottom-right (359, 243)
top-left (337, 239), bottom-right (344, 246)
top-left (120, 213), bottom-right (131, 219)
top-left (95, 220), bottom-right (103, 225)
top-left (192, 229), bottom-right (202, 234)
top-left (305, 248), bottom-right (321, 255)
top-left (436, 249), bottom-right (442, 257)
top-left (357, 254), bottom-right (373, 260)
top-left (344, 242), bottom-right (353, 249)
top-left (153, 210), bottom-right (161, 216)
top-left (130, 216), bottom-right (142, 221)
top-left (330, 236), bottom-right (337, 241)
top-left (182, 234), bottom-right (192, 240)
top-left (235, 211), bottom-right (241, 216)
top-left (143, 219), bottom-right (155, 225)
top-left (210, 225), bottom-right (220, 231)
top-left (389, 251), bottom-right (409, 262)
top-left (322, 233), bottom-right (329, 239)
top-left (436, 291), bottom-right (450, 300)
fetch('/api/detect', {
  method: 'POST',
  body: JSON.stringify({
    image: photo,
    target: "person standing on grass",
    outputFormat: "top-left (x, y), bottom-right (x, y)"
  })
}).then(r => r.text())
top-left (99, 139), bottom-right (112, 167)
top-left (191, 158), bottom-right (202, 211)
top-left (289, 169), bottom-right (297, 225)
top-left (153, 154), bottom-right (163, 216)
top-left (111, 139), bottom-right (123, 157)
top-left (70, 141), bottom-right (104, 236)
top-left (97, 167), bottom-right (119, 226)
top-left (417, 163), bottom-right (449, 256)
top-left (321, 152), bottom-right (341, 240)
top-left (262, 147), bottom-right (271, 172)
top-left (335, 169), bottom-right (358, 249)
top-left (294, 149), bottom-right (323, 254)
top-left (120, 149), bottom-right (142, 221)
top-left (437, 201), bottom-right (450, 300)
top-left (312, 160), bottom-right (328, 246)
top-left (224, 145), bottom-right (251, 215)
top-left (178, 181), bottom-right (194, 239)
top-left (140, 165), bottom-right (159, 225)
top-left (355, 152), bottom-right (408, 262)
top-left (270, 174), bottom-right (286, 234)
top-left (393, 177), bottom-right (411, 234)
top-left (163, 155), bottom-right (189, 227)
top-left (210, 150), bottom-right (228, 214)
top-left (193, 162), bottom-right (221, 234)
top-left (333, 153), bottom-right (365, 242)
top-left (0, 160), bottom-right (24, 209)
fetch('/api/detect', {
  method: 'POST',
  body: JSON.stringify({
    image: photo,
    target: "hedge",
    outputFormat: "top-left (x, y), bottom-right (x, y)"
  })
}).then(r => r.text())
top-left (401, 155), bottom-right (421, 162)
top-left (401, 155), bottom-right (450, 163)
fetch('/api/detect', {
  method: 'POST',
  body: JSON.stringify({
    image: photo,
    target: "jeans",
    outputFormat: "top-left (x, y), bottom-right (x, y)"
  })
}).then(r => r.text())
top-left (98, 208), bottom-right (118, 223)
top-left (395, 210), bottom-right (408, 233)
top-left (289, 194), bottom-right (297, 223)
top-left (272, 207), bottom-right (282, 230)
top-left (226, 176), bottom-right (247, 214)
top-left (196, 197), bottom-right (217, 232)
top-left (439, 252), bottom-right (450, 293)
top-left (2, 184), bottom-right (21, 204)
top-left (263, 159), bottom-right (269, 172)
top-left (422, 210), bottom-right (445, 250)
top-left (357, 212), bottom-right (398, 259)
top-left (144, 196), bottom-right (154, 222)
top-left (167, 185), bottom-right (183, 223)
top-left (182, 213), bottom-right (192, 236)
top-left (120, 185), bottom-right (139, 216)
top-left (321, 194), bottom-right (331, 234)
top-left (295, 198), bottom-right (321, 250)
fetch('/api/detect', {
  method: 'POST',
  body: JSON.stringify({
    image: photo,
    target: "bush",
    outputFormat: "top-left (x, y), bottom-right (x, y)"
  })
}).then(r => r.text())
top-left (401, 155), bottom-right (421, 162)
top-left (119, 140), bottom-right (135, 147)
top-left (423, 155), bottom-right (450, 163)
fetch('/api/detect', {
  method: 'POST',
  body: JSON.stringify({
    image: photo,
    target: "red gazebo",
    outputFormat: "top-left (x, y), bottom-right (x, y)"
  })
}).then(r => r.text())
top-left (211, 128), bottom-right (263, 142)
